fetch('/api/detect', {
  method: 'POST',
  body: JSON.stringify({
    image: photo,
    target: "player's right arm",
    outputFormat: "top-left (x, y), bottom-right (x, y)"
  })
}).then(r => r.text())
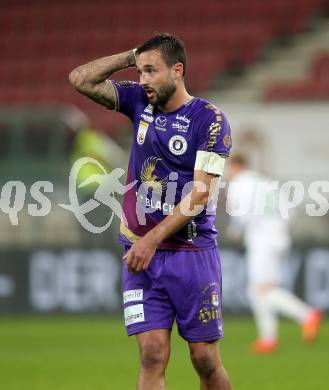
top-left (68, 50), bottom-right (136, 109)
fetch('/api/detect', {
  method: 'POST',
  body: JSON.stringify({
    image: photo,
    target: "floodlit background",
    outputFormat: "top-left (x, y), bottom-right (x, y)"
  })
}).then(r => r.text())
top-left (0, 0), bottom-right (328, 389)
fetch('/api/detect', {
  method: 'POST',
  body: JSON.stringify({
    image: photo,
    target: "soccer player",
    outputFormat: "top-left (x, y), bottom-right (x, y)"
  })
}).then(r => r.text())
top-left (69, 33), bottom-right (232, 389)
top-left (226, 155), bottom-right (322, 354)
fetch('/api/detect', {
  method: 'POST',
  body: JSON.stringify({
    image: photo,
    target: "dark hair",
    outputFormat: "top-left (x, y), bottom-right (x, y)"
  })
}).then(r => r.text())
top-left (136, 33), bottom-right (187, 76)
top-left (229, 154), bottom-right (249, 167)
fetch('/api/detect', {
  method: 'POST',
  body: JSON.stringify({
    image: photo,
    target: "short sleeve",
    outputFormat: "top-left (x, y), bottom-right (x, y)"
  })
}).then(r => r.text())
top-left (109, 80), bottom-right (145, 120)
top-left (194, 105), bottom-right (232, 176)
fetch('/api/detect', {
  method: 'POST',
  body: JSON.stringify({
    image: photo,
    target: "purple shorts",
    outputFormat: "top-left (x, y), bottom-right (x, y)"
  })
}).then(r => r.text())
top-left (122, 247), bottom-right (224, 342)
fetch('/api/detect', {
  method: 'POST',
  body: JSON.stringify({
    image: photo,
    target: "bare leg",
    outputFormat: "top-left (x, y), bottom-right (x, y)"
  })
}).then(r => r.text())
top-left (136, 329), bottom-right (171, 390)
top-left (189, 341), bottom-right (231, 390)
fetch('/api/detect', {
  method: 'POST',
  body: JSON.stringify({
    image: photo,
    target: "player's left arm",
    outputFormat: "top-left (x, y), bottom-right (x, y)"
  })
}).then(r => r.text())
top-left (125, 170), bottom-right (219, 273)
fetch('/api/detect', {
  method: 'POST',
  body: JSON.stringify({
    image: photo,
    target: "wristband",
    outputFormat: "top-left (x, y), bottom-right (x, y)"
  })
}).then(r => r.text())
top-left (132, 48), bottom-right (138, 63)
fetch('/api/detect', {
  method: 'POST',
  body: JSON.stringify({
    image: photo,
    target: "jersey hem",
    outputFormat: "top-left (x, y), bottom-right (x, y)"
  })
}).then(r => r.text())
top-left (118, 235), bottom-right (218, 251)
top-left (179, 332), bottom-right (224, 342)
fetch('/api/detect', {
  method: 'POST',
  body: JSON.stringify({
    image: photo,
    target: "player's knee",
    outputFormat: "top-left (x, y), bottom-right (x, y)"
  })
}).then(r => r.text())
top-left (190, 348), bottom-right (217, 379)
top-left (139, 339), bottom-right (169, 370)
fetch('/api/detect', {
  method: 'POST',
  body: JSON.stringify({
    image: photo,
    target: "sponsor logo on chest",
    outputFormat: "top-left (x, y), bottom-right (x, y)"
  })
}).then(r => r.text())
top-left (173, 114), bottom-right (191, 132)
top-left (155, 115), bottom-right (167, 131)
top-left (141, 113), bottom-right (154, 123)
top-left (144, 104), bottom-right (154, 114)
top-left (176, 114), bottom-right (190, 124)
top-left (172, 122), bottom-right (189, 132)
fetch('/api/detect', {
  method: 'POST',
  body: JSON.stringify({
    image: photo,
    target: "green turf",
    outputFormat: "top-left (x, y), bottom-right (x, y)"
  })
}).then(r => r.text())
top-left (0, 316), bottom-right (327, 389)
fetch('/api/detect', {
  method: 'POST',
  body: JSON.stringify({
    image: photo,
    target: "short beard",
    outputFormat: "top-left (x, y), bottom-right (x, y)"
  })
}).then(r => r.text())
top-left (152, 80), bottom-right (176, 107)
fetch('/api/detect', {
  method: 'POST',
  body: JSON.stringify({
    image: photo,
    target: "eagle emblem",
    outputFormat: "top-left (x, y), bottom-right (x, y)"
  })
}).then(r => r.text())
top-left (140, 157), bottom-right (168, 193)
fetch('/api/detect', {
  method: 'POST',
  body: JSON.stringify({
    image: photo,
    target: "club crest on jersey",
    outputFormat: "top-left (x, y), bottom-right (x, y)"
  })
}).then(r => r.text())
top-left (168, 135), bottom-right (187, 156)
top-left (211, 292), bottom-right (220, 307)
top-left (223, 134), bottom-right (232, 148)
top-left (137, 120), bottom-right (149, 145)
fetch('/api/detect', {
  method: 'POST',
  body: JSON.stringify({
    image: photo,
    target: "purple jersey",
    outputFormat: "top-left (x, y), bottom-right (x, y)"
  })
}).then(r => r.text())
top-left (111, 81), bottom-right (232, 250)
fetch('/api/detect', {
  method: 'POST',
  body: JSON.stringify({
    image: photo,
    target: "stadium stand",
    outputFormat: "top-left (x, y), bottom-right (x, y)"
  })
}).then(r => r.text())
top-left (264, 51), bottom-right (329, 101)
top-left (1, 0), bottom-right (327, 132)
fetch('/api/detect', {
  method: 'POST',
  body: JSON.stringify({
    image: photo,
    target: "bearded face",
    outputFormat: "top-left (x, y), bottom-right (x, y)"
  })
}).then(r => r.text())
top-left (144, 74), bottom-right (176, 106)
top-left (136, 49), bottom-right (181, 108)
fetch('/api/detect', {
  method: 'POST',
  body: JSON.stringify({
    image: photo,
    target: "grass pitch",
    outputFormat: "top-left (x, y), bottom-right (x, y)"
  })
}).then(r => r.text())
top-left (0, 316), bottom-right (327, 389)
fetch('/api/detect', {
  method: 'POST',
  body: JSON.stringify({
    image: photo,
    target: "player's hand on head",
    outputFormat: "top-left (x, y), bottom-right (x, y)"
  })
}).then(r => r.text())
top-left (124, 238), bottom-right (157, 274)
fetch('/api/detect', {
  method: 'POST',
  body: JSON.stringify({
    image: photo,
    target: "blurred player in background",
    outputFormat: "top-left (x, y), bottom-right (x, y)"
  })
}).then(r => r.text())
top-left (226, 155), bottom-right (322, 354)
top-left (70, 127), bottom-right (127, 246)
top-left (69, 33), bottom-right (232, 389)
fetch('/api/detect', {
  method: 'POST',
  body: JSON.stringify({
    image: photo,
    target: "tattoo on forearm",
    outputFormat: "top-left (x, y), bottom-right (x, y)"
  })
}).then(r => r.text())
top-left (69, 50), bottom-right (136, 109)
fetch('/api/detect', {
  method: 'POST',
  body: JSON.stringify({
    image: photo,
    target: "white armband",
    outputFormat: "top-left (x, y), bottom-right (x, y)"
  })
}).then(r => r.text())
top-left (194, 151), bottom-right (227, 176)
